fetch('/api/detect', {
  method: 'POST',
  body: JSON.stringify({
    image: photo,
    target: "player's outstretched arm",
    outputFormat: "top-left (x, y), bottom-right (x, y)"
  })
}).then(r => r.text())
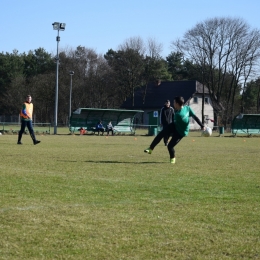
top-left (192, 115), bottom-right (205, 130)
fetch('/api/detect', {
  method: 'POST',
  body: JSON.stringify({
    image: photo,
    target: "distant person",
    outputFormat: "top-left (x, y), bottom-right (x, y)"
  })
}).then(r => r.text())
top-left (17, 95), bottom-right (41, 145)
top-left (144, 96), bottom-right (205, 164)
top-left (79, 127), bottom-right (87, 135)
top-left (96, 121), bottom-right (105, 135)
top-left (160, 100), bottom-right (174, 146)
top-left (106, 121), bottom-right (114, 136)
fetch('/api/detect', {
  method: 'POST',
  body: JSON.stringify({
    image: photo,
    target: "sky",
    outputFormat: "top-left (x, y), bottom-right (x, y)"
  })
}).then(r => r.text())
top-left (1, 0), bottom-right (260, 58)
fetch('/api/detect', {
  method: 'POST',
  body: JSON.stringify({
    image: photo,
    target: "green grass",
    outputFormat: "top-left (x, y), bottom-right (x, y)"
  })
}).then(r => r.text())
top-left (0, 130), bottom-right (260, 259)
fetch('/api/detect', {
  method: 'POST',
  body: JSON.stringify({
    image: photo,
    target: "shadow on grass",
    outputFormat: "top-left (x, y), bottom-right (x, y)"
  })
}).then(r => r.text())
top-left (86, 160), bottom-right (163, 164)
top-left (57, 160), bottom-right (163, 164)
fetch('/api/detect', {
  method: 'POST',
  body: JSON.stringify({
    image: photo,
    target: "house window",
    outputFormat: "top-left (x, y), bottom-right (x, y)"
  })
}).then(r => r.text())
top-left (205, 97), bottom-right (209, 104)
top-left (193, 97), bottom-right (198, 103)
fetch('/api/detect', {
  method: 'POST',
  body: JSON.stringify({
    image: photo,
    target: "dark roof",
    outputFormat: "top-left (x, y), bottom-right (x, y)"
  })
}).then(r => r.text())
top-left (121, 80), bottom-right (209, 109)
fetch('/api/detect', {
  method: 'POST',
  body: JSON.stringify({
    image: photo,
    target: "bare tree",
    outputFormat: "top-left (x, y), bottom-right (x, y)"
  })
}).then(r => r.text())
top-left (106, 37), bottom-right (146, 106)
top-left (30, 73), bottom-right (55, 123)
top-left (147, 37), bottom-right (163, 59)
top-left (239, 29), bottom-right (260, 113)
top-left (257, 78), bottom-right (260, 113)
top-left (118, 36), bottom-right (146, 55)
top-left (49, 46), bottom-right (119, 123)
top-left (172, 17), bottom-right (260, 126)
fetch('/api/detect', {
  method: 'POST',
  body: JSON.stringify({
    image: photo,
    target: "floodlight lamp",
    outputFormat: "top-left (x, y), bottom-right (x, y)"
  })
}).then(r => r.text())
top-left (59, 23), bottom-right (66, 31)
top-left (52, 22), bottom-right (66, 31)
top-left (52, 22), bottom-right (60, 30)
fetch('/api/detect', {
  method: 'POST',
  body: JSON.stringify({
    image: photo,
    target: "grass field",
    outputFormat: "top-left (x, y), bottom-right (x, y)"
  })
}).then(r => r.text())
top-left (0, 129), bottom-right (260, 259)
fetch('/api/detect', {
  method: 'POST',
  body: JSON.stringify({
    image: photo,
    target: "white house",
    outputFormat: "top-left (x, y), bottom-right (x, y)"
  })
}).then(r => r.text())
top-left (121, 80), bottom-right (216, 129)
top-left (186, 94), bottom-right (214, 130)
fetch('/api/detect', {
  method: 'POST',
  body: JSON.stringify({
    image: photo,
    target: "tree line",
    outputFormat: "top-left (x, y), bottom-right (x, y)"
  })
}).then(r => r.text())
top-left (1, 17), bottom-right (260, 127)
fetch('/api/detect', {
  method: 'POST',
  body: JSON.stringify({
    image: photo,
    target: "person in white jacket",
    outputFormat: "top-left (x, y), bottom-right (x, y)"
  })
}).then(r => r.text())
top-left (106, 121), bottom-right (114, 136)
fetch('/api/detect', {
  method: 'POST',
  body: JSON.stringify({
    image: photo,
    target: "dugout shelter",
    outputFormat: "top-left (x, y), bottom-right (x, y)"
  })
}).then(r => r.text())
top-left (231, 114), bottom-right (260, 136)
top-left (69, 108), bottom-right (144, 135)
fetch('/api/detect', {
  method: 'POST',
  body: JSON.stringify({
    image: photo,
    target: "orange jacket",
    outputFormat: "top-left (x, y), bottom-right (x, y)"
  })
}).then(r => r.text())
top-left (20, 102), bottom-right (33, 120)
top-left (80, 128), bottom-right (86, 135)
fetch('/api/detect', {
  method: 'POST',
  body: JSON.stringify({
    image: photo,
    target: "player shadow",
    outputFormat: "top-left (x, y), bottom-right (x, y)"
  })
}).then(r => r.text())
top-left (57, 160), bottom-right (78, 162)
top-left (85, 160), bottom-right (162, 164)
top-left (57, 160), bottom-right (163, 164)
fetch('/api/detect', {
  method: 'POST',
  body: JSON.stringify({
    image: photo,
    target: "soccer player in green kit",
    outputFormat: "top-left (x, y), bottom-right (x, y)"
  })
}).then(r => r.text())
top-left (144, 96), bottom-right (205, 164)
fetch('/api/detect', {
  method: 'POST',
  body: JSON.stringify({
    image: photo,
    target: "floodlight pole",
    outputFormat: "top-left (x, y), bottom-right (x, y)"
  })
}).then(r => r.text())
top-left (54, 30), bottom-right (60, 134)
top-left (69, 71), bottom-right (74, 125)
top-left (52, 22), bottom-right (65, 134)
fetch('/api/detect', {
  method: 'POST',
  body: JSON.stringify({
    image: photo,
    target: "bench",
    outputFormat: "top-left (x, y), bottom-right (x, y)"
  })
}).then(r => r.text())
top-left (70, 125), bottom-right (135, 135)
top-left (232, 128), bottom-right (260, 136)
top-left (70, 127), bottom-right (88, 135)
top-left (69, 108), bottom-right (143, 135)
top-left (87, 125), bottom-right (134, 135)
top-left (231, 114), bottom-right (260, 136)
top-left (89, 127), bottom-right (105, 135)
top-left (113, 125), bottom-right (135, 135)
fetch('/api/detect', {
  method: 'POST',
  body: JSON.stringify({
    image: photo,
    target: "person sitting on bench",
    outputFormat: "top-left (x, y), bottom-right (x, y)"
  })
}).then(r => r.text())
top-left (106, 121), bottom-right (114, 136)
top-left (96, 121), bottom-right (105, 135)
top-left (79, 127), bottom-right (87, 135)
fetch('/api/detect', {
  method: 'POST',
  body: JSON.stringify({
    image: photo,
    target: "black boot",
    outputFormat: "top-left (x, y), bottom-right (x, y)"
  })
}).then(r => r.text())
top-left (30, 132), bottom-right (40, 145)
top-left (17, 131), bottom-right (22, 144)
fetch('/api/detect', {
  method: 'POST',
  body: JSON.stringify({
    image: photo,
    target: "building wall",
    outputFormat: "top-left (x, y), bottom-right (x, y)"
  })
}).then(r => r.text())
top-left (188, 94), bottom-right (214, 129)
top-left (138, 94), bottom-right (214, 130)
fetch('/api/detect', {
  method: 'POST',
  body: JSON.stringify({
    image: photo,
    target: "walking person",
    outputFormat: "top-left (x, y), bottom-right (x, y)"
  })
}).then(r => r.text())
top-left (144, 96), bottom-right (205, 164)
top-left (17, 95), bottom-right (41, 145)
top-left (160, 100), bottom-right (174, 146)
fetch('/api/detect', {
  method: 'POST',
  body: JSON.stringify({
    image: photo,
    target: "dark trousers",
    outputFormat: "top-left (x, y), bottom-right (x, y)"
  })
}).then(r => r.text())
top-left (150, 122), bottom-right (183, 159)
top-left (97, 128), bottom-right (104, 135)
top-left (107, 129), bottom-right (114, 135)
top-left (18, 120), bottom-right (36, 143)
top-left (162, 124), bottom-right (170, 144)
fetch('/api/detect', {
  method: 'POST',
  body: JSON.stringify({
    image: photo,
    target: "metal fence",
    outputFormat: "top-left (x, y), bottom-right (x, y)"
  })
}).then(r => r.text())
top-left (0, 122), bottom-right (51, 134)
top-left (0, 115), bottom-right (19, 122)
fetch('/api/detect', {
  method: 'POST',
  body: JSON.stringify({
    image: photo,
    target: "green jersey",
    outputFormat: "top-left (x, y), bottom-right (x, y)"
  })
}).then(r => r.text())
top-left (174, 106), bottom-right (195, 137)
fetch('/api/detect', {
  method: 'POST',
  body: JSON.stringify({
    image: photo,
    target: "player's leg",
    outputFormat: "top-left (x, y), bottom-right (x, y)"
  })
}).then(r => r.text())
top-left (144, 123), bottom-right (173, 154)
top-left (167, 128), bottom-right (183, 163)
top-left (163, 124), bottom-right (169, 146)
top-left (27, 121), bottom-right (40, 145)
top-left (17, 120), bottom-right (26, 144)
